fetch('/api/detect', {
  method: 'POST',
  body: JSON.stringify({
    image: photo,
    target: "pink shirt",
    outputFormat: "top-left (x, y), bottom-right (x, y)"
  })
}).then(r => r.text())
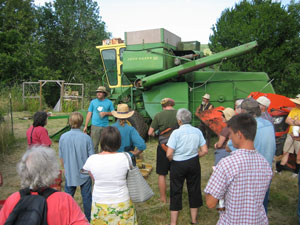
top-left (0, 191), bottom-right (89, 225)
top-left (26, 125), bottom-right (52, 146)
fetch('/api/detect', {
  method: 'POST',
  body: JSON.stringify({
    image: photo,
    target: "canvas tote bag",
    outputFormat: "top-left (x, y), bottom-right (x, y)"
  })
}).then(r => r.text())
top-left (124, 153), bottom-right (154, 203)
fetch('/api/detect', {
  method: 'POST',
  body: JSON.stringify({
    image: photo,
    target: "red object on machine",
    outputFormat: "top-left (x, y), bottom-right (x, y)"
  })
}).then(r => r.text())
top-left (249, 92), bottom-right (295, 114)
top-left (197, 106), bottom-right (227, 136)
top-left (249, 92), bottom-right (295, 138)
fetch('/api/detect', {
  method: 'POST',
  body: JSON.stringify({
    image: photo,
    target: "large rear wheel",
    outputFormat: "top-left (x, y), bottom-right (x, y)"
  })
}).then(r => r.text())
top-left (127, 111), bottom-right (148, 141)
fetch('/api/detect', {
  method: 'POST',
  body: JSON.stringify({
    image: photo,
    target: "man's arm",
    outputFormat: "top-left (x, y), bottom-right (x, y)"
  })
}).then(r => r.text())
top-left (83, 111), bottom-right (92, 133)
top-left (148, 127), bottom-right (155, 136)
top-left (130, 149), bottom-right (143, 156)
top-left (198, 144), bottom-right (208, 157)
top-left (195, 106), bottom-right (201, 119)
top-left (286, 116), bottom-right (300, 126)
top-left (205, 193), bottom-right (218, 208)
top-left (166, 147), bottom-right (174, 161)
top-left (100, 111), bottom-right (112, 118)
top-left (88, 171), bottom-right (94, 180)
top-left (60, 158), bottom-right (64, 169)
top-left (87, 137), bottom-right (95, 155)
top-left (208, 104), bottom-right (213, 110)
top-left (131, 129), bottom-right (146, 151)
top-left (214, 135), bottom-right (226, 149)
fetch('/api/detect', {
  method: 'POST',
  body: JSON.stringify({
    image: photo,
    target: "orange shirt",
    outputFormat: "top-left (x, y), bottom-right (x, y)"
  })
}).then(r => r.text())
top-left (0, 191), bottom-right (89, 225)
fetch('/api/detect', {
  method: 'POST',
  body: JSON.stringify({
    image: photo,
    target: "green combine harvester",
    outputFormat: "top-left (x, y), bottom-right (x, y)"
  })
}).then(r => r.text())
top-left (51, 28), bottom-right (274, 141)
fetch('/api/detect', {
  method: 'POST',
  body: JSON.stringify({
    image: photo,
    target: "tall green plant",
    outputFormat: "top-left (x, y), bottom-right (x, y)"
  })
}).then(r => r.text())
top-left (37, 0), bottom-right (110, 83)
top-left (0, 0), bottom-right (47, 85)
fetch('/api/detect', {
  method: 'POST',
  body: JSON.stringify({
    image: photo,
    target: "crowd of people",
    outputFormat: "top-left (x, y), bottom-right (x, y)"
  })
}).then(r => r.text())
top-left (1, 86), bottom-right (300, 225)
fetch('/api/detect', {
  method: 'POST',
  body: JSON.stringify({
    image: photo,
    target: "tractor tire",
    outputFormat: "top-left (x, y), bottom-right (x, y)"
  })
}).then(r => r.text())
top-left (127, 111), bottom-right (148, 141)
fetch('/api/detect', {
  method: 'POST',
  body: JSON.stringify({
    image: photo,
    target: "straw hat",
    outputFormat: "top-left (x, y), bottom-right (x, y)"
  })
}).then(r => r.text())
top-left (219, 107), bottom-right (235, 121)
top-left (296, 94), bottom-right (300, 99)
top-left (202, 93), bottom-right (210, 100)
top-left (95, 86), bottom-right (110, 96)
top-left (256, 96), bottom-right (271, 108)
top-left (290, 98), bottom-right (300, 105)
top-left (111, 104), bottom-right (135, 119)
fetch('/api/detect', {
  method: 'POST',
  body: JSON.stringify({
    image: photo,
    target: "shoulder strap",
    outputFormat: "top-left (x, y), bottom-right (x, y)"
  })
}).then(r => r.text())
top-left (19, 188), bottom-right (31, 197)
top-left (38, 188), bottom-right (57, 199)
top-left (124, 152), bottom-right (133, 170)
top-left (30, 126), bottom-right (35, 145)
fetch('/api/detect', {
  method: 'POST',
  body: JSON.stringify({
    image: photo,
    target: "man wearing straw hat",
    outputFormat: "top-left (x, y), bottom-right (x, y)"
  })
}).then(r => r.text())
top-left (83, 86), bottom-right (114, 153)
top-left (276, 97), bottom-right (300, 176)
top-left (112, 104), bottom-right (146, 163)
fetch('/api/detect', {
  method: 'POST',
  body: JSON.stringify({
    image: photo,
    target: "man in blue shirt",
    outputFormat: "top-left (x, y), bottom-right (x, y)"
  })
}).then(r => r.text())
top-left (83, 86), bottom-right (114, 153)
top-left (59, 112), bottom-right (94, 222)
top-left (227, 98), bottom-right (276, 214)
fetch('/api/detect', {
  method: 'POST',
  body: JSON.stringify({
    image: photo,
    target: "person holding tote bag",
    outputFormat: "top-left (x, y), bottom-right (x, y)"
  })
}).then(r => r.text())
top-left (83, 126), bottom-right (138, 225)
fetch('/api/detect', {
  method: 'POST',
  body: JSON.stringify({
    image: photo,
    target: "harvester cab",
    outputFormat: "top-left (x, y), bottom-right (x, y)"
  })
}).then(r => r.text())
top-left (96, 28), bottom-right (274, 138)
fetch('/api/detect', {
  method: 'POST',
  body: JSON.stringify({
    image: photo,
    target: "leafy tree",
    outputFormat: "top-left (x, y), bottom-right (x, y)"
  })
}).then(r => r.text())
top-left (209, 0), bottom-right (300, 96)
top-left (0, 0), bottom-right (45, 84)
top-left (37, 0), bottom-right (110, 84)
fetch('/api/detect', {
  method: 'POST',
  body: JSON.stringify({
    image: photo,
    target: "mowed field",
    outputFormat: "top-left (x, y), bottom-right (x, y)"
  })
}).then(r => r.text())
top-left (0, 111), bottom-right (298, 225)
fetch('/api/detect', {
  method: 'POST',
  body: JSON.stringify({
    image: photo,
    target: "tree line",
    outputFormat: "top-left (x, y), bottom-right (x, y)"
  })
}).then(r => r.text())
top-left (0, 0), bottom-right (110, 106)
top-left (0, 0), bottom-right (299, 101)
top-left (209, 0), bottom-right (300, 97)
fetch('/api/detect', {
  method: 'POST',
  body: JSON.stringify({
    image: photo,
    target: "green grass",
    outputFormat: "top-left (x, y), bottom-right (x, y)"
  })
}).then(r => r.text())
top-left (0, 112), bottom-right (298, 224)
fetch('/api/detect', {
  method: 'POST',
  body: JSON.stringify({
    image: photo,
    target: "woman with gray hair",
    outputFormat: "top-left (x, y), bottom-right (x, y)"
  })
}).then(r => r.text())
top-left (166, 108), bottom-right (208, 225)
top-left (0, 146), bottom-right (89, 225)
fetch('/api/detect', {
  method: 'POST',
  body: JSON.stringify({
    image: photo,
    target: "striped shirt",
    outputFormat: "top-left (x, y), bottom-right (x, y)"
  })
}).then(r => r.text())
top-left (204, 149), bottom-right (272, 225)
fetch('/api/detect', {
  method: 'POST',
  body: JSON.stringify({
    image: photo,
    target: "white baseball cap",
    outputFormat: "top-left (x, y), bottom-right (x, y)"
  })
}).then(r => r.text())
top-left (256, 96), bottom-right (271, 107)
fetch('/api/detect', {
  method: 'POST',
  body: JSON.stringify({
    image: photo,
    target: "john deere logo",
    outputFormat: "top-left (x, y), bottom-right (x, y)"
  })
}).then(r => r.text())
top-left (127, 56), bottom-right (159, 61)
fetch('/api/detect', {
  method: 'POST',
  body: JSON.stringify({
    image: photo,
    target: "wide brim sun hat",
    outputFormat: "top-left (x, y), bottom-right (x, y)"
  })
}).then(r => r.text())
top-left (218, 107), bottom-right (235, 121)
top-left (290, 98), bottom-right (300, 105)
top-left (111, 104), bottom-right (135, 119)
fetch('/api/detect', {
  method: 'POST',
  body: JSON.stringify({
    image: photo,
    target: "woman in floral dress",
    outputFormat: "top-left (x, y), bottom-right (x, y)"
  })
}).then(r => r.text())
top-left (83, 126), bottom-right (138, 225)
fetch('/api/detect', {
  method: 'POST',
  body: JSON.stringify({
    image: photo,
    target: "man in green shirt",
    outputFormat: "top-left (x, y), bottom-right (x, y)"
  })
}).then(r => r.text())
top-left (148, 98), bottom-right (178, 204)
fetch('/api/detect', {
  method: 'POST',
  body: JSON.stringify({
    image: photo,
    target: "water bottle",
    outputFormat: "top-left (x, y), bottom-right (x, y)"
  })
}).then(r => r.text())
top-left (216, 199), bottom-right (225, 211)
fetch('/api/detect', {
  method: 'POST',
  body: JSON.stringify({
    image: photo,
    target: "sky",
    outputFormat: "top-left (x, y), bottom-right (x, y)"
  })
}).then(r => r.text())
top-left (34, 0), bottom-right (292, 44)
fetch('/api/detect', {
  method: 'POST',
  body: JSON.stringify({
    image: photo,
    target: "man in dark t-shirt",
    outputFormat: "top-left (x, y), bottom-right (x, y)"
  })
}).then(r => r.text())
top-left (148, 98), bottom-right (178, 204)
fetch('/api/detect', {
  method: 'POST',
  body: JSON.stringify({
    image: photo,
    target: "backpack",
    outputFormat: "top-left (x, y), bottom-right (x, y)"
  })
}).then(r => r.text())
top-left (158, 124), bottom-right (179, 152)
top-left (4, 187), bottom-right (57, 225)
